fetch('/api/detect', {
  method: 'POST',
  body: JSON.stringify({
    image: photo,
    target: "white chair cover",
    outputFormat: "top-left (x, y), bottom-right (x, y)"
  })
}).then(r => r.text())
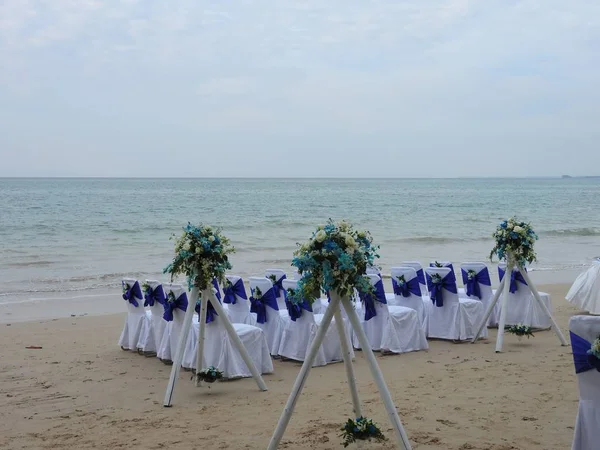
top-left (425, 268), bottom-right (487, 341)
top-left (460, 262), bottom-right (499, 327)
top-left (569, 315), bottom-right (600, 450)
top-left (136, 280), bottom-right (168, 354)
top-left (498, 263), bottom-right (552, 329)
top-left (354, 274), bottom-right (428, 353)
top-left (389, 267), bottom-right (428, 332)
top-left (567, 258), bottom-right (600, 314)
top-left (249, 277), bottom-right (288, 356)
top-left (156, 283), bottom-right (193, 362)
top-left (277, 279), bottom-right (352, 366)
top-left (182, 307), bottom-right (273, 378)
top-left (401, 261), bottom-right (428, 296)
top-left (118, 278), bottom-right (149, 351)
top-left (224, 276), bottom-right (257, 325)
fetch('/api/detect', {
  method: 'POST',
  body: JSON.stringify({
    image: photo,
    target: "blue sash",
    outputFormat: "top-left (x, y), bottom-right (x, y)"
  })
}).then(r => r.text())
top-left (223, 278), bottom-right (247, 305)
top-left (358, 279), bottom-right (387, 321)
top-left (195, 295), bottom-right (219, 324)
top-left (498, 267), bottom-right (527, 293)
top-left (461, 268), bottom-right (491, 300)
top-left (415, 268), bottom-right (426, 287)
top-left (570, 331), bottom-right (600, 374)
top-left (271, 274), bottom-right (287, 300)
top-left (163, 291), bottom-right (188, 322)
top-left (426, 272), bottom-right (458, 307)
top-left (144, 284), bottom-right (165, 307)
top-left (212, 278), bottom-right (222, 301)
top-left (250, 287), bottom-right (279, 324)
top-left (392, 276), bottom-right (421, 297)
top-left (430, 262), bottom-right (456, 283)
top-left (122, 281), bottom-right (143, 307)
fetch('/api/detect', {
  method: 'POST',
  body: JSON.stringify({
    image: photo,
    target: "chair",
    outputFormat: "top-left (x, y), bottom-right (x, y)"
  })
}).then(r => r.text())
top-left (569, 315), bottom-right (600, 450)
top-left (430, 261), bottom-right (456, 283)
top-left (389, 267), bottom-right (427, 332)
top-left (118, 278), bottom-right (149, 351)
top-left (460, 263), bottom-right (498, 327)
top-left (354, 274), bottom-right (428, 353)
top-left (249, 276), bottom-right (288, 355)
top-left (401, 261), bottom-right (428, 296)
top-left (265, 269), bottom-right (288, 311)
top-left (567, 258), bottom-right (600, 314)
top-left (136, 280), bottom-right (167, 354)
top-left (156, 283), bottom-right (191, 362)
top-left (277, 279), bottom-right (351, 366)
top-left (223, 275), bottom-right (257, 325)
top-left (425, 267), bottom-right (487, 341)
top-left (498, 263), bottom-right (552, 328)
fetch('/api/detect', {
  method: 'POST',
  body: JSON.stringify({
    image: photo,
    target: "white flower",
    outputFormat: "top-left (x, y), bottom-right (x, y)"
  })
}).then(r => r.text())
top-left (208, 236), bottom-right (215, 242)
top-left (345, 235), bottom-right (357, 248)
top-left (513, 226), bottom-right (523, 233)
top-left (183, 242), bottom-right (191, 251)
top-left (315, 230), bottom-right (327, 242)
top-left (346, 246), bottom-right (355, 255)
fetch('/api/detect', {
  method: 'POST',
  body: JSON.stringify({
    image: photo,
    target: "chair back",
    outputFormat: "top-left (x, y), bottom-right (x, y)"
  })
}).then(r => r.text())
top-left (265, 269), bottom-right (287, 310)
top-left (144, 279), bottom-right (166, 314)
top-left (400, 261), bottom-right (427, 294)
top-left (121, 278), bottom-right (144, 314)
top-left (430, 260), bottom-right (456, 282)
top-left (282, 278), bottom-right (315, 324)
top-left (460, 262), bottom-right (492, 301)
top-left (569, 315), bottom-right (600, 401)
top-left (249, 276), bottom-right (279, 323)
top-left (425, 267), bottom-right (459, 307)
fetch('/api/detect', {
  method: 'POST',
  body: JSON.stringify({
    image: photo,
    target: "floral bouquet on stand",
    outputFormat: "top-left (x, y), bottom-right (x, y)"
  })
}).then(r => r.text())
top-left (195, 366), bottom-right (223, 383)
top-left (340, 416), bottom-right (386, 447)
top-left (505, 324), bottom-right (535, 341)
top-left (164, 223), bottom-right (234, 290)
top-left (490, 217), bottom-right (538, 268)
top-left (290, 219), bottom-right (379, 305)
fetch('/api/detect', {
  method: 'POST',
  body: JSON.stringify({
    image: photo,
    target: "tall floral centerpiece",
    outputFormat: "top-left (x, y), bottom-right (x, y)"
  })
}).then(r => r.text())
top-left (489, 217), bottom-right (538, 268)
top-left (164, 223), bottom-right (234, 290)
top-left (290, 219), bottom-right (380, 304)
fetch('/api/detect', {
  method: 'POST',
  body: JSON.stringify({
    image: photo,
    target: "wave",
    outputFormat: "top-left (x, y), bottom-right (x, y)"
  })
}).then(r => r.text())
top-left (541, 228), bottom-right (600, 237)
top-left (384, 236), bottom-right (490, 245)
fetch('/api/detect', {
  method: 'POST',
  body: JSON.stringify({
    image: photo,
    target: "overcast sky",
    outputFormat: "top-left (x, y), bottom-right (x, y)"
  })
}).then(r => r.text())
top-left (1, 1), bottom-right (599, 178)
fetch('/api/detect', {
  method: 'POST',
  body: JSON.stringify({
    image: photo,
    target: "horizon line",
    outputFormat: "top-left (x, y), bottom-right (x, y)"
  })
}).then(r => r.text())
top-left (0, 175), bottom-right (595, 180)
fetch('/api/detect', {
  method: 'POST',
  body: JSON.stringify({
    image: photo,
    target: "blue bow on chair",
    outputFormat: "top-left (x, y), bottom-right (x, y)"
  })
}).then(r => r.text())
top-left (392, 276), bottom-right (421, 297)
top-left (250, 287), bottom-right (279, 324)
top-left (211, 278), bottom-right (222, 301)
top-left (285, 288), bottom-right (313, 322)
top-left (461, 269), bottom-right (491, 300)
top-left (163, 291), bottom-right (188, 322)
top-left (498, 267), bottom-right (527, 293)
top-left (269, 274), bottom-right (287, 300)
top-left (570, 331), bottom-right (600, 374)
top-left (358, 279), bottom-right (387, 321)
top-left (195, 295), bottom-right (218, 324)
top-left (415, 268), bottom-right (426, 287)
top-left (143, 284), bottom-right (165, 307)
top-left (430, 262), bottom-right (456, 283)
top-left (223, 278), bottom-right (247, 305)
top-left (122, 281), bottom-right (143, 307)
top-left (426, 272), bottom-right (457, 307)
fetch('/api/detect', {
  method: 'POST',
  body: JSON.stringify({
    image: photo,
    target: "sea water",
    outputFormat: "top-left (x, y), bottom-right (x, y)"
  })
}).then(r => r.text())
top-left (1, 177), bottom-right (600, 304)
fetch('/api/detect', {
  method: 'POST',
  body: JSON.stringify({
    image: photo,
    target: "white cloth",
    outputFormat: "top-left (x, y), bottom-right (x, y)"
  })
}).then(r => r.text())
top-left (567, 259), bottom-right (600, 314)
top-left (136, 280), bottom-right (168, 354)
top-left (569, 315), bottom-right (600, 450)
top-left (425, 268), bottom-right (487, 341)
top-left (117, 278), bottom-right (148, 350)
top-left (182, 314), bottom-right (273, 378)
top-left (249, 277), bottom-right (289, 355)
top-left (389, 267), bottom-right (428, 333)
top-left (460, 263), bottom-right (499, 327)
top-left (401, 261), bottom-right (428, 296)
top-left (156, 284), bottom-right (194, 362)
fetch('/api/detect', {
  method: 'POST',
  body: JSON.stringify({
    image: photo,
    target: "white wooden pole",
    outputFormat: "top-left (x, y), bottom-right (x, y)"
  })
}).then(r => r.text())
top-left (208, 290), bottom-right (268, 391)
top-left (517, 267), bottom-right (568, 346)
top-left (471, 275), bottom-right (506, 343)
top-left (495, 263), bottom-right (513, 353)
top-left (194, 289), bottom-right (209, 387)
top-left (267, 295), bottom-right (340, 450)
top-left (163, 286), bottom-right (199, 407)
top-left (331, 292), bottom-right (362, 418)
top-left (341, 297), bottom-right (412, 450)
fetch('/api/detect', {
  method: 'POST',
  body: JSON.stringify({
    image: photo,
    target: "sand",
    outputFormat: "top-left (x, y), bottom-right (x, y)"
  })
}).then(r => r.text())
top-left (0, 283), bottom-right (584, 450)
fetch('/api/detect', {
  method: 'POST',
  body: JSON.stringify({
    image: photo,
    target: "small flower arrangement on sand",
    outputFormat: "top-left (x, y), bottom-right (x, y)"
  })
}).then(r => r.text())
top-left (291, 219), bottom-right (379, 304)
top-left (195, 366), bottom-right (223, 383)
top-left (490, 217), bottom-right (538, 268)
top-left (164, 223), bottom-right (234, 290)
top-left (340, 416), bottom-right (386, 447)
top-left (506, 324), bottom-right (535, 340)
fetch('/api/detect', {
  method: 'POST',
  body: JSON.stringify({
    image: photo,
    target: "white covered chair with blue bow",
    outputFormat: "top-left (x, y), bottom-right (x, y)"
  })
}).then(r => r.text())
top-left (389, 267), bottom-right (428, 332)
top-left (430, 261), bottom-right (456, 284)
top-left (277, 279), bottom-right (351, 365)
top-left (354, 274), bottom-right (428, 353)
top-left (425, 267), bottom-right (487, 341)
top-left (118, 278), bottom-right (149, 351)
top-left (569, 315), bottom-right (600, 450)
top-left (265, 269), bottom-right (288, 310)
top-left (401, 261), bottom-right (428, 296)
top-left (460, 262), bottom-right (498, 327)
top-left (223, 275), bottom-right (256, 325)
top-left (249, 276), bottom-right (289, 356)
top-left (156, 283), bottom-right (192, 362)
top-left (136, 280), bottom-right (167, 354)
top-left (182, 287), bottom-right (274, 378)
top-left (498, 263), bottom-right (552, 329)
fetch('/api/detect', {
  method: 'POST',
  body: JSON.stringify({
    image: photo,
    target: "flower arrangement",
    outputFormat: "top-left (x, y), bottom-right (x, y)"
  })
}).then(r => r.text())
top-left (430, 273), bottom-right (443, 285)
top-left (268, 274), bottom-right (278, 284)
top-left (252, 286), bottom-right (263, 299)
top-left (490, 217), bottom-right (538, 268)
top-left (433, 261), bottom-right (444, 268)
top-left (505, 324), bottom-right (535, 339)
top-left (588, 335), bottom-right (600, 360)
top-left (340, 417), bottom-right (386, 447)
top-left (196, 366), bottom-right (223, 383)
top-left (164, 223), bottom-right (234, 291)
top-left (467, 270), bottom-right (477, 281)
top-left (396, 275), bottom-right (406, 286)
top-left (291, 219), bottom-right (379, 304)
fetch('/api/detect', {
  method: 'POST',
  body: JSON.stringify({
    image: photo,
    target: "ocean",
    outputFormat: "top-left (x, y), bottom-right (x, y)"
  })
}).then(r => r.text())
top-left (2, 177), bottom-right (600, 305)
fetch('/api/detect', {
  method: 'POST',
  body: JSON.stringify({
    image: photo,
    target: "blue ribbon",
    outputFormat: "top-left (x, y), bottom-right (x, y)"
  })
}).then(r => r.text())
top-left (143, 284), bottom-right (166, 307)
top-left (212, 278), bottom-right (222, 301)
top-left (122, 281), bottom-right (143, 307)
top-left (163, 291), bottom-right (188, 322)
top-left (223, 278), bottom-right (247, 305)
top-left (426, 273), bottom-right (458, 307)
top-left (358, 279), bottom-right (387, 321)
top-left (250, 287), bottom-right (279, 324)
top-left (270, 274), bottom-right (288, 301)
top-left (195, 295), bottom-right (219, 324)
top-left (461, 268), bottom-right (491, 300)
top-left (415, 268), bottom-right (426, 287)
top-left (430, 262), bottom-right (456, 283)
top-left (498, 267), bottom-right (527, 293)
top-left (392, 277), bottom-right (421, 297)
top-left (570, 331), bottom-right (600, 374)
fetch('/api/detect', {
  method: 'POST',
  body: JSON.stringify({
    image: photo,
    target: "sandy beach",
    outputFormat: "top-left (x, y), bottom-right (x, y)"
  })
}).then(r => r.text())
top-left (0, 283), bottom-right (584, 450)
